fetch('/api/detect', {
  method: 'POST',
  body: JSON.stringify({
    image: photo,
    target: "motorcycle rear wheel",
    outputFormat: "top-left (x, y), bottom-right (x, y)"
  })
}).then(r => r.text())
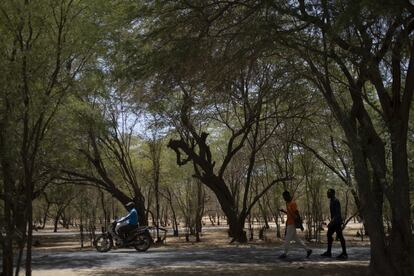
top-left (94, 234), bottom-right (113, 252)
top-left (134, 233), bottom-right (151, 252)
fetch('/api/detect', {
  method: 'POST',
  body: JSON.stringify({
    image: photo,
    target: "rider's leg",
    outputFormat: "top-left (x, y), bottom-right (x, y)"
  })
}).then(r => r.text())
top-left (116, 222), bottom-right (129, 239)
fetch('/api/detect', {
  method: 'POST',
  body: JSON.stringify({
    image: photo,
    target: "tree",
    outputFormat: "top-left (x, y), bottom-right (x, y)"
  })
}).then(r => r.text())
top-left (166, 68), bottom-right (298, 241)
top-left (0, 0), bottom-right (105, 274)
top-left (61, 86), bottom-right (148, 225)
top-left (272, 1), bottom-right (414, 274)
top-left (146, 122), bottom-right (164, 242)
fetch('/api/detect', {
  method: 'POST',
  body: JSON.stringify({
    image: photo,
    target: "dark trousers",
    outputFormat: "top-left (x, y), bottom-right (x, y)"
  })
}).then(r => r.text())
top-left (118, 224), bottom-right (136, 239)
top-left (327, 223), bottom-right (346, 254)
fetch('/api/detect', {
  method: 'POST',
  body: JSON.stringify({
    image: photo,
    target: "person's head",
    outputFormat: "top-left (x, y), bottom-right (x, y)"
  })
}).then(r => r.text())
top-left (282, 190), bottom-right (292, 202)
top-left (327, 189), bottom-right (335, 199)
top-left (125, 202), bottom-right (135, 211)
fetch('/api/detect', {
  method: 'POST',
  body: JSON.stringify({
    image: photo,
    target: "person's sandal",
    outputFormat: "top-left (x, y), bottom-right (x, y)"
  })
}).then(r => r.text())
top-left (320, 251), bottom-right (332, 257)
top-left (336, 253), bottom-right (348, 260)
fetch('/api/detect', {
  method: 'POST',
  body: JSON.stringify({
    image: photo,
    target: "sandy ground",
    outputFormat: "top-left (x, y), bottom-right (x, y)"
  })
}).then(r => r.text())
top-left (17, 225), bottom-right (371, 276)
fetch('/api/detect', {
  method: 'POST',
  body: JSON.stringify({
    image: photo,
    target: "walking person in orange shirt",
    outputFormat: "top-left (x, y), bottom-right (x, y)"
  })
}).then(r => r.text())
top-left (278, 190), bottom-right (312, 259)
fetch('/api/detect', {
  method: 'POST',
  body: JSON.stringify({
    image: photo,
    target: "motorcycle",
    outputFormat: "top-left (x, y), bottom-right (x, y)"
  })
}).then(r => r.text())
top-left (93, 220), bottom-right (152, 252)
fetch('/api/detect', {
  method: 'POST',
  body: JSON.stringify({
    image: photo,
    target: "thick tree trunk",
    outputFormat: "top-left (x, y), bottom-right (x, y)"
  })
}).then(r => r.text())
top-left (346, 158), bottom-right (412, 276)
top-left (387, 127), bottom-right (413, 275)
top-left (1, 127), bottom-right (14, 276)
top-left (200, 175), bottom-right (247, 242)
top-left (227, 215), bottom-right (247, 243)
top-left (2, 198), bottom-right (13, 276)
top-left (349, 135), bottom-right (413, 276)
top-left (349, 139), bottom-right (391, 275)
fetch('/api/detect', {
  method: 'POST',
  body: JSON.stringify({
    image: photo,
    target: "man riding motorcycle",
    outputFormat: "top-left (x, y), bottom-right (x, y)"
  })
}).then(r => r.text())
top-left (116, 202), bottom-right (138, 241)
top-left (94, 201), bottom-right (151, 252)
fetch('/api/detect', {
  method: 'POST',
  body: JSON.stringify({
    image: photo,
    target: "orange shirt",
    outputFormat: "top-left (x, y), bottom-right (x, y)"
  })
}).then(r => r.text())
top-left (286, 201), bottom-right (298, 225)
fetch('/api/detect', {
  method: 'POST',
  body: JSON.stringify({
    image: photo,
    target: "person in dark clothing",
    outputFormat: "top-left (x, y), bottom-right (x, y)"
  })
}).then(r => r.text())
top-left (321, 189), bottom-right (348, 259)
top-left (116, 202), bottom-right (138, 240)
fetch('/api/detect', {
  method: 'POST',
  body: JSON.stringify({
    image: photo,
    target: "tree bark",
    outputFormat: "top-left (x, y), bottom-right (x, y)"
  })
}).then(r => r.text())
top-left (1, 151), bottom-right (14, 276)
top-left (1, 192), bottom-right (13, 276)
top-left (199, 174), bottom-right (247, 242)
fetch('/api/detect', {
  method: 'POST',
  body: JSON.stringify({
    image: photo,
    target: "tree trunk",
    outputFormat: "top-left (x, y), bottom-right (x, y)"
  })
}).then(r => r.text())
top-left (199, 175), bottom-right (248, 242)
top-left (168, 195), bottom-right (179, 236)
top-left (25, 201), bottom-right (33, 276)
top-left (227, 214), bottom-right (247, 243)
top-left (195, 181), bottom-right (204, 242)
top-left (53, 211), bottom-right (61, 233)
top-left (387, 126), bottom-right (413, 275)
top-left (258, 201), bottom-right (269, 229)
top-left (276, 215), bottom-right (281, 239)
top-left (223, 206), bottom-right (247, 242)
top-left (1, 126), bottom-right (14, 276)
top-left (2, 196), bottom-right (13, 276)
top-left (100, 190), bottom-right (108, 229)
top-left (248, 215), bottom-right (253, 241)
top-left (349, 139), bottom-right (413, 275)
top-left (154, 176), bottom-right (161, 242)
top-left (40, 204), bottom-right (49, 230)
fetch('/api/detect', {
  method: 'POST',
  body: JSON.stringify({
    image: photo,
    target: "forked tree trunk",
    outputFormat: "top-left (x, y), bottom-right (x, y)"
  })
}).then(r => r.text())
top-left (200, 175), bottom-right (248, 242)
top-left (345, 125), bottom-right (413, 276)
top-left (226, 212), bottom-right (247, 243)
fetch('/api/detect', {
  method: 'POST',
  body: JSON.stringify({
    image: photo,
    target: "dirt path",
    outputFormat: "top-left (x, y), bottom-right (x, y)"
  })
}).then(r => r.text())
top-left (30, 245), bottom-right (369, 275)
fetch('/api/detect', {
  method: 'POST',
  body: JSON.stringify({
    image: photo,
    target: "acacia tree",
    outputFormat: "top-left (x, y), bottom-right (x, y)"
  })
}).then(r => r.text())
top-left (145, 125), bottom-right (164, 242)
top-left (61, 86), bottom-right (148, 225)
top-left (272, 1), bottom-right (414, 274)
top-left (0, 0), bottom-right (106, 274)
top-left (163, 61), bottom-right (303, 242)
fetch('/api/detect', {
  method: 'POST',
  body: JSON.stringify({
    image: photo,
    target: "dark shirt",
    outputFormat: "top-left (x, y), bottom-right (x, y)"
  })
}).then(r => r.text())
top-left (330, 198), bottom-right (342, 225)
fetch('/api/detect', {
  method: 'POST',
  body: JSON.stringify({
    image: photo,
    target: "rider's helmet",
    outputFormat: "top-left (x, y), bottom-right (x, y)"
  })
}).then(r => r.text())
top-left (125, 202), bottom-right (135, 210)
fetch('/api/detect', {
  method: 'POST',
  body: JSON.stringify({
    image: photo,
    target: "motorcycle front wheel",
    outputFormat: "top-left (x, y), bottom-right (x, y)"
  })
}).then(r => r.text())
top-left (94, 234), bottom-right (113, 252)
top-left (134, 233), bottom-right (151, 252)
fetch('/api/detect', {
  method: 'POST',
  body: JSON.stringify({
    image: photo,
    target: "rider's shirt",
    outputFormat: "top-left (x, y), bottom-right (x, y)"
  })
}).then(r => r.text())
top-left (118, 208), bottom-right (138, 225)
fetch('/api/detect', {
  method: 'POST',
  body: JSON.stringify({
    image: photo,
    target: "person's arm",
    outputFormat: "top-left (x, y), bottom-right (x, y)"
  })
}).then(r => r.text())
top-left (118, 210), bottom-right (132, 222)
